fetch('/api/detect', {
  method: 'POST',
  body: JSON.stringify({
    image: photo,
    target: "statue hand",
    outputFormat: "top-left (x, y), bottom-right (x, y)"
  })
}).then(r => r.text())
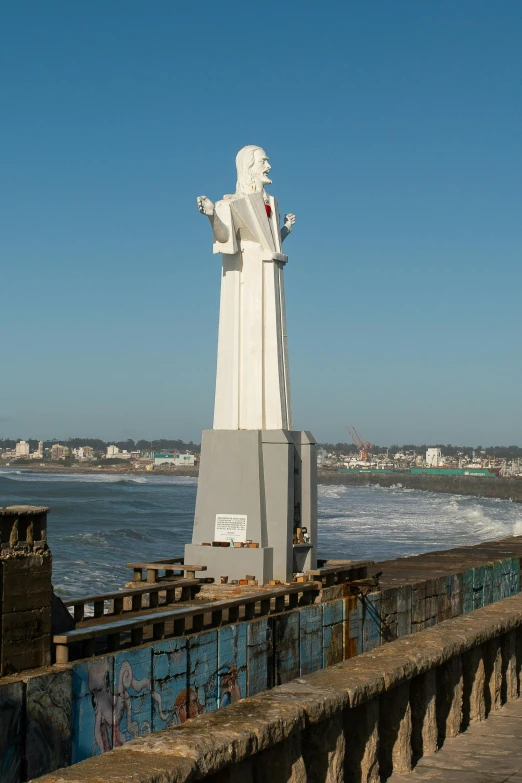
top-left (284, 213), bottom-right (296, 232)
top-left (197, 196), bottom-right (215, 217)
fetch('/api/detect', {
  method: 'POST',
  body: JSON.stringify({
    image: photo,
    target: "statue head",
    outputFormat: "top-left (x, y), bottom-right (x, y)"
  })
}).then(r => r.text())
top-left (235, 146), bottom-right (272, 194)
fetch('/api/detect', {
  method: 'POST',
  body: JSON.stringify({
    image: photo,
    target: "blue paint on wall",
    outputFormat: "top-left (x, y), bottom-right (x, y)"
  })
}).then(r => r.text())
top-left (462, 570), bottom-right (474, 614)
top-left (299, 603), bottom-right (322, 675)
top-left (218, 623), bottom-right (247, 708)
top-left (361, 593), bottom-right (381, 652)
top-left (187, 630), bottom-right (218, 714)
top-left (247, 617), bottom-right (273, 697)
top-left (322, 599), bottom-right (344, 666)
top-left (0, 681), bottom-right (23, 783)
top-left (473, 566), bottom-right (485, 610)
top-left (274, 611), bottom-right (300, 684)
top-left (113, 647), bottom-right (152, 746)
top-left (71, 656), bottom-right (114, 764)
top-left (152, 637), bottom-right (188, 730)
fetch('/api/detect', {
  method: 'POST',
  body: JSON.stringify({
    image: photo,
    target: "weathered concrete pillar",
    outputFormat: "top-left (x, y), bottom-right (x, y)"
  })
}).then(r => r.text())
top-left (462, 645), bottom-right (486, 727)
top-left (485, 637), bottom-right (502, 714)
top-left (0, 506), bottom-right (51, 674)
top-left (501, 629), bottom-right (518, 703)
top-left (344, 700), bottom-right (379, 783)
top-left (379, 683), bottom-right (412, 778)
top-left (436, 656), bottom-right (463, 744)
top-left (410, 669), bottom-right (437, 759)
top-left (302, 712), bottom-right (345, 782)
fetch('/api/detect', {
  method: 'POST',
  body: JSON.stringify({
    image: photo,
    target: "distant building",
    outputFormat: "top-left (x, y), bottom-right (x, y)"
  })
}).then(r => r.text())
top-left (106, 445), bottom-right (132, 460)
top-left (154, 452), bottom-right (175, 466)
top-left (153, 452), bottom-right (195, 467)
top-left (51, 444), bottom-right (70, 460)
top-left (73, 446), bottom-right (94, 461)
top-left (426, 447), bottom-right (443, 467)
top-left (15, 440), bottom-right (30, 458)
top-left (175, 452), bottom-right (195, 467)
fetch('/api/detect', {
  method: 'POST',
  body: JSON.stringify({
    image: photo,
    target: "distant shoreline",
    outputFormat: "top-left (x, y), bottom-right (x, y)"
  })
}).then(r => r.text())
top-left (0, 464), bottom-right (199, 477)
top-left (3, 464), bottom-right (522, 504)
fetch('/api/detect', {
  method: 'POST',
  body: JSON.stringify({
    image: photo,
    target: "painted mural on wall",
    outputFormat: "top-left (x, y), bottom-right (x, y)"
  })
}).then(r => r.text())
top-left (113, 648), bottom-right (152, 745)
top-left (187, 630), bottom-right (218, 714)
top-left (72, 656), bottom-right (114, 763)
top-left (218, 623), bottom-right (246, 707)
top-left (152, 637), bottom-right (197, 730)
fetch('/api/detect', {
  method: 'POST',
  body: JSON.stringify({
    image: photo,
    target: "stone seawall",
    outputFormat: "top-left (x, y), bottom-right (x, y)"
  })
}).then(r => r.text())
top-left (318, 470), bottom-right (522, 501)
top-left (36, 592), bottom-right (522, 783)
top-left (4, 536), bottom-right (522, 781)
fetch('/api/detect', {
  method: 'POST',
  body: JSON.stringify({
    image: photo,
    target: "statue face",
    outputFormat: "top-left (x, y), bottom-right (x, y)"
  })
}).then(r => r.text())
top-left (252, 148), bottom-right (272, 188)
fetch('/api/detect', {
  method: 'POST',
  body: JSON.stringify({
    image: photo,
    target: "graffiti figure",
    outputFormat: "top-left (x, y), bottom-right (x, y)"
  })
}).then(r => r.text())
top-left (113, 660), bottom-right (153, 746)
top-left (87, 664), bottom-right (113, 755)
top-left (218, 665), bottom-right (241, 708)
top-left (171, 688), bottom-right (204, 724)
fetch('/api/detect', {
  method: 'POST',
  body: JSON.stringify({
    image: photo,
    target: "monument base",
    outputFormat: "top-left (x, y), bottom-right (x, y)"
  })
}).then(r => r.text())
top-left (184, 544), bottom-right (273, 584)
top-left (185, 429), bottom-right (317, 585)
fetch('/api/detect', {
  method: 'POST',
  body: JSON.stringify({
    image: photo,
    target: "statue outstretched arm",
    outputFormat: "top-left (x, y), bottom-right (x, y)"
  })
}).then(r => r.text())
top-left (197, 196), bottom-right (229, 244)
top-left (281, 213), bottom-right (296, 243)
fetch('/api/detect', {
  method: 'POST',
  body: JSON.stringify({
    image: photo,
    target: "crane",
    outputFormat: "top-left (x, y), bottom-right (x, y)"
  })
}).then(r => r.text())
top-left (346, 425), bottom-right (372, 461)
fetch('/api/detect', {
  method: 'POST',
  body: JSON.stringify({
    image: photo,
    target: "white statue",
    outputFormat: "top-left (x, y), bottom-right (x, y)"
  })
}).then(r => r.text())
top-left (197, 146), bottom-right (296, 430)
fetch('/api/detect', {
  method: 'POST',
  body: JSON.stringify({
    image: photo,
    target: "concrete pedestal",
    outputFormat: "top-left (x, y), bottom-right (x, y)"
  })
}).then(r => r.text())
top-left (185, 429), bottom-right (317, 584)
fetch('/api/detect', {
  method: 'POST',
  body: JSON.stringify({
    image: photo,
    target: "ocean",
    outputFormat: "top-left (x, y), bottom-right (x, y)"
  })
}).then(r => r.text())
top-left (1, 468), bottom-right (522, 599)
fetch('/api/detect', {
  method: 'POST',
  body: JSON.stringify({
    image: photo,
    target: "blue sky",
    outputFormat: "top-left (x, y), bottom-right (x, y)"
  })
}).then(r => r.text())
top-left (2, 1), bottom-right (521, 446)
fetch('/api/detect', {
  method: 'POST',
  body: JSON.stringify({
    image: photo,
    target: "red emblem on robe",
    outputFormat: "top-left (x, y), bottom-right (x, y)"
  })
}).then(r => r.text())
top-left (265, 203), bottom-right (272, 218)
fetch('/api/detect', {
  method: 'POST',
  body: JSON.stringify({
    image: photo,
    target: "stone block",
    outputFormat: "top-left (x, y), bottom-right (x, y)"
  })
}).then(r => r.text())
top-left (411, 582), bottom-right (426, 631)
top-left (274, 611), bottom-right (300, 684)
top-left (472, 566), bottom-right (485, 610)
top-left (361, 593), bottom-right (381, 652)
top-left (380, 587), bottom-right (398, 643)
top-left (344, 698), bottom-right (379, 783)
top-left (72, 656), bottom-right (114, 764)
top-left (462, 570), bottom-right (474, 614)
top-left (251, 726), bottom-right (307, 783)
top-left (379, 682), bottom-right (412, 777)
top-left (484, 637), bottom-right (502, 714)
top-left (152, 636), bottom-right (188, 730)
top-left (397, 585), bottom-right (412, 637)
top-left (299, 603), bottom-right (322, 675)
top-left (0, 552), bottom-right (52, 613)
top-left (436, 655), bottom-right (463, 743)
top-left (344, 594), bottom-right (361, 658)
top-left (247, 617), bottom-right (274, 697)
top-left (1, 631), bottom-right (51, 674)
top-left (302, 711), bottom-right (345, 783)
top-left (187, 629), bottom-right (218, 715)
top-left (450, 573), bottom-right (462, 617)
top-left (113, 646), bottom-right (152, 746)
top-left (0, 680), bottom-right (24, 783)
top-left (25, 669), bottom-right (72, 779)
top-left (462, 645), bottom-right (485, 728)
top-left (501, 629), bottom-right (518, 703)
top-left (410, 669), bottom-right (437, 759)
top-left (436, 575), bottom-right (452, 623)
top-left (323, 599), bottom-right (344, 667)
top-left (218, 623), bottom-right (247, 706)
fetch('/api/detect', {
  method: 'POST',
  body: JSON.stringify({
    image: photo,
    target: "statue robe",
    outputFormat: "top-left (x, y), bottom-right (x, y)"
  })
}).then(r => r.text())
top-left (211, 191), bottom-right (292, 430)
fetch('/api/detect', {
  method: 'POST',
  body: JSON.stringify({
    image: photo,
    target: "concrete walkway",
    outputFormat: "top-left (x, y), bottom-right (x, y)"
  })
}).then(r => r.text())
top-left (390, 698), bottom-right (522, 782)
